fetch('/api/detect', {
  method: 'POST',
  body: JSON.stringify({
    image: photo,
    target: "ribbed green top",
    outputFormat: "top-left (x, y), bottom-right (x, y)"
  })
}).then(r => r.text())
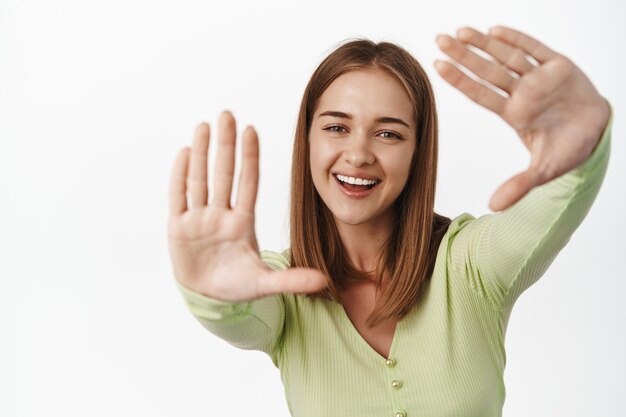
top-left (176, 110), bottom-right (612, 417)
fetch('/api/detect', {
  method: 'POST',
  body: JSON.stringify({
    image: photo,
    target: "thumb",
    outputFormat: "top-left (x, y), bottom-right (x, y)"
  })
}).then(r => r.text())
top-left (489, 168), bottom-right (538, 212)
top-left (257, 267), bottom-right (329, 298)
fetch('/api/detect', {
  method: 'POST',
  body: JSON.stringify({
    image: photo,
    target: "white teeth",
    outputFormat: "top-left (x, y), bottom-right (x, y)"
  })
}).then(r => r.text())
top-left (336, 174), bottom-right (378, 186)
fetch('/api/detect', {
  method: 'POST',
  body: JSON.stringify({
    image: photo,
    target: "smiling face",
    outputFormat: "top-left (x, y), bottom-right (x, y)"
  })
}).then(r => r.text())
top-left (309, 67), bottom-right (417, 228)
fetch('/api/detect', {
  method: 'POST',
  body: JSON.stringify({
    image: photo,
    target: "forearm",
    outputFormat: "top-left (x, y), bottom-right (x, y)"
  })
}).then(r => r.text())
top-left (175, 250), bottom-right (291, 366)
top-left (177, 279), bottom-right (284, 355)
top-left (449, 103), bottom-right (612, 312)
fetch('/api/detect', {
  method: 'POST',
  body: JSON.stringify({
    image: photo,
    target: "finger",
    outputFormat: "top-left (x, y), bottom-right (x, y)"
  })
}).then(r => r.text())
top-left (488, 25), bottom-right (558, 65)
top-left (169, 147), bottom-right (190, 217)
top-left (213, 110), bottom-right (237, 209)
top-left (188, 123), bottom-right (210, 209)
top-left (235, 126), bottom-right (259, 213)
top-left (257, 268), bottom-right (328, 298)
top-left (488, 169), bottom-right (538, 212)
top-left (436, 34), bottom-right (518, 95)
top-left (456, 27), bottom-right (536, 76)
top-left (434, 59), bottom-right (506, 116)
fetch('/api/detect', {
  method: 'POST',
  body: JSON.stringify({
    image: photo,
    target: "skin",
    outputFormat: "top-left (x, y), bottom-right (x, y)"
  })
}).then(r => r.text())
top-left (309, 68), bottom-right (417, 273)
top-left (167, 25), bottom-right (610, 303)
top-left (434, 26), bottom-right (610, 212)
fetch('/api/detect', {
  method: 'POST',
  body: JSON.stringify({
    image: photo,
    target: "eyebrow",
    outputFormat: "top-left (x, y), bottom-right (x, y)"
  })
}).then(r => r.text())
top-left (318, 110), bottom-right (411, 129)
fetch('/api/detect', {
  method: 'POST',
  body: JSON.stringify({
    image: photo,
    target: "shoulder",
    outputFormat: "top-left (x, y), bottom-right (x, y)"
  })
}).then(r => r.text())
top-left (444, 212), bottom-right (479, 239)
top-left (260, 248), bottom-right (292, 270)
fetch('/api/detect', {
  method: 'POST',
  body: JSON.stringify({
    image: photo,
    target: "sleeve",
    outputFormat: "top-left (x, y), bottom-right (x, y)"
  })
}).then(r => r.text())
top-left (447, 102), bottom-right (613, 314)
top-left (175, 249), bottom-right (291, 367)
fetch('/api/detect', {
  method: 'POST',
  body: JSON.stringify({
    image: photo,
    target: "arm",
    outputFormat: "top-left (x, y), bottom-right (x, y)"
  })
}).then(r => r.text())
top-left (167, 111), bottom-right (326, 368)
top-left (175, 250), bottom-right (290, 367)
top-left (435, 26), bottom-right (612, 313)
top-left (448, 105), bottom-right (612, 313)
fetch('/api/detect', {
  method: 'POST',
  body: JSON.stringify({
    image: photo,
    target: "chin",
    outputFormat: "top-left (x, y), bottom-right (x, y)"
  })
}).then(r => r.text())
top-left (331, 210), bottom-right (373, 226)
top-left (335, 217), bottom-right (365, 226)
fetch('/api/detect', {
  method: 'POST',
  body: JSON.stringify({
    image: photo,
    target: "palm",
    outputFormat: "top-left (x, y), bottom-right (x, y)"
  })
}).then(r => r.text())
top-left (435, 25), bottom-right (610, 212)
top-left (168, 206), bottom-right (263, 301)
top-left (168, 112), bottom-right (327, 302)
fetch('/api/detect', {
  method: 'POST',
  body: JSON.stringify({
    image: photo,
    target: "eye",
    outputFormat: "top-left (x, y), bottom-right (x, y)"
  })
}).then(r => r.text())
top-left (322, 125), bottom-right (404, 141)
top-left (379, 130), bottom-right (403, 140)
top-left (323, 125), bottom-right (347, 133)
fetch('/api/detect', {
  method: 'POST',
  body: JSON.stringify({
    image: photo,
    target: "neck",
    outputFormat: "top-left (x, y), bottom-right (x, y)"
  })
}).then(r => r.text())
top-left (333, 210), bottom-right (395, 274)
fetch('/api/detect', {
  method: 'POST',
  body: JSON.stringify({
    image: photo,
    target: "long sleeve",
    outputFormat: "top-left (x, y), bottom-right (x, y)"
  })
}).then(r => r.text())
top-left (175, 249), bottom-right (290, 367)
top-left (447, 103), bottom-right (613, 315)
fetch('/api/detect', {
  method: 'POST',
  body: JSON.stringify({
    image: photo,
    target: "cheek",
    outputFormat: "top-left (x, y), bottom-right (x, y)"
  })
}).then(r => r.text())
top-left (309, 141), bottom-right (336, 178)
top-left (308, 148), bottom-right (327, 195)
top-left (381, 151), bottom-right (414, 188)
top-left (309, 149), bottom-right (322, 183)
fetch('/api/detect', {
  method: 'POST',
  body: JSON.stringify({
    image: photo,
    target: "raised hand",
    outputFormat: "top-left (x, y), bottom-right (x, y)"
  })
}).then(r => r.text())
top-left (168, 111), bottom-right (328, 302)
top-left (434, 26), bottom-right (610, 212)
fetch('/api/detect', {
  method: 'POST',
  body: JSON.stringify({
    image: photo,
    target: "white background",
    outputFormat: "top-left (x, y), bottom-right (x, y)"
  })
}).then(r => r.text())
top-left (1, 0), bottom-right (624, 416)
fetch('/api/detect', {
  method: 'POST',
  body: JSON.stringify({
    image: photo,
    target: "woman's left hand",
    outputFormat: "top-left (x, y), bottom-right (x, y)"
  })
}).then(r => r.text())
top-left (434, 25), bottom-right (610, 212)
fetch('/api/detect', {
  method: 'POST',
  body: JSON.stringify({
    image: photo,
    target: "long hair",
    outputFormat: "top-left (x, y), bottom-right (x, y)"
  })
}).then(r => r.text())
top-left (289, 38), bottom-right (451, 328)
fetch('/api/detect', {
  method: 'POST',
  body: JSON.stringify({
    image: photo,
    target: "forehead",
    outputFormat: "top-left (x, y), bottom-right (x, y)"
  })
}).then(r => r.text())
top-left (315, 68), bottom-right (414, 125)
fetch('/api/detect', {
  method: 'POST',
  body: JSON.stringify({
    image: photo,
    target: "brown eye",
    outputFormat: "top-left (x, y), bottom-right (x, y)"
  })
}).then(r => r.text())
top-left (324, 125), bottom-right (347, 133)
top-left (379, 130), bottom-right (403, 140)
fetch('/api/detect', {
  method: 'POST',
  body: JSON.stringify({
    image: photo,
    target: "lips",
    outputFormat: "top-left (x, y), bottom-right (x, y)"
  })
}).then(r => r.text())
top-left (332, 172), bottom-right (381, 182)
top-left (333, 174), bottom-right (380, 198)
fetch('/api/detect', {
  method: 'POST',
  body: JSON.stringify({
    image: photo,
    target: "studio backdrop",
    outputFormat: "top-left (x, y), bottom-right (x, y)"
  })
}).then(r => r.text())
top-left (1, 0), bottom-right (624, 416)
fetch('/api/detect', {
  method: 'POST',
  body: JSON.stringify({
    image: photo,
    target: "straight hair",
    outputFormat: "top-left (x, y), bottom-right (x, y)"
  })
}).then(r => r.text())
top-left (289, 38), bottom-right (451, 328)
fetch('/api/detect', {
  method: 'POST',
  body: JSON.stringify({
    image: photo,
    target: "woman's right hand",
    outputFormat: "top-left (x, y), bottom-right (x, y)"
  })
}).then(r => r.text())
top-left (168, 110), bottom-right (328, 302)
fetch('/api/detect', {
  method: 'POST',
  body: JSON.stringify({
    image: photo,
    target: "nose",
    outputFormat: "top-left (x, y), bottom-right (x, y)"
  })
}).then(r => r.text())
top-left (343, 132), bottom-right (375, 166)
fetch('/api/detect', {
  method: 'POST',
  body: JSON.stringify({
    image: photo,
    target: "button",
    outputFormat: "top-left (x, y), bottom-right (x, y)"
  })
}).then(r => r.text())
top-left (394, 411), bottom-right (407, 417)
top-left (385, 358), bottom-right (396, 367)
top-left (391, 380), bottom-right (402, 389)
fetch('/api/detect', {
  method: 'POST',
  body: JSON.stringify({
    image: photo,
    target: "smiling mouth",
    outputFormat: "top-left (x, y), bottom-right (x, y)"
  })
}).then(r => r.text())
top-left (333, 174), bottom-right (380, 192)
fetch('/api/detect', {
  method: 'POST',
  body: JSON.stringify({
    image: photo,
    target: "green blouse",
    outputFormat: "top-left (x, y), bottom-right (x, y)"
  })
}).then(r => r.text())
top-left (176, 108), bottom-right (612, 417)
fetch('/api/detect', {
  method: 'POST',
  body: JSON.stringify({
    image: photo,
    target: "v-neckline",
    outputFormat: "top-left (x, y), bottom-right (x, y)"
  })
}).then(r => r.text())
top-left (335, 301), bottom-right (402, 362)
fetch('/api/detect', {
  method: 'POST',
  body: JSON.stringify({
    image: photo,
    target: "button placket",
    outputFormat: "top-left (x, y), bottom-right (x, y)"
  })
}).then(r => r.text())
top-left (385, 358), bottom-right (397, 368)
top-left (386, 357), bottom-right (402, 391)
top-left (384, 357), bottom-right (406, 416)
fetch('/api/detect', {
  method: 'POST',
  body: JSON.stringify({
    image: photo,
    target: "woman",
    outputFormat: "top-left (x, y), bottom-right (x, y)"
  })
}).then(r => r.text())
top-left (168, 26), bottom-right (612, 417)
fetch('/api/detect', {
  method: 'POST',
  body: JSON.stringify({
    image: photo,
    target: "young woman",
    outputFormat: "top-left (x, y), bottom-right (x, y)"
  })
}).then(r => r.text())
top-left (168, 26), bottom-right (612, 417)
